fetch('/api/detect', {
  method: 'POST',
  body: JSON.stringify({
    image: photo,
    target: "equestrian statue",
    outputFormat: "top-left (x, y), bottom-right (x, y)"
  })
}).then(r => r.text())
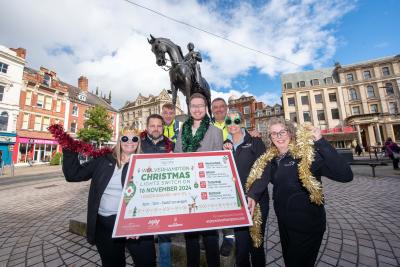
top-left (148, 34), bottom-right (212, 116)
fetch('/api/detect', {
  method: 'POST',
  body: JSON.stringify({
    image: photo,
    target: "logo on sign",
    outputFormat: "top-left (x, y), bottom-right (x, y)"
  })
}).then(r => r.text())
top-left (198, 162), bottom-right (204, 168)
top-left (201, 192), bottom-right (208, 200)
top-left (200, 181), bottom-right (207, 188)
top-left (148, 219), bottom-right (160, 226)
top-left (199, 171), bottom-right (205, 178)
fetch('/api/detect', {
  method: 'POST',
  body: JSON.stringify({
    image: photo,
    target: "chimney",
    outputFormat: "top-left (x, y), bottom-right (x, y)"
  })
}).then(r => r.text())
top-left (78, 76), bottom-right (88, 92)
top-left (10, 47), bottom-right (26, 59)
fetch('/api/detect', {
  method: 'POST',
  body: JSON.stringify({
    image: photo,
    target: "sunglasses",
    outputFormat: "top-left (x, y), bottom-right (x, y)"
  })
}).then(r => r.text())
top-left (121, 136), bottom-right (139, 143)
top-left (225, 117), bottom-right (241, 126)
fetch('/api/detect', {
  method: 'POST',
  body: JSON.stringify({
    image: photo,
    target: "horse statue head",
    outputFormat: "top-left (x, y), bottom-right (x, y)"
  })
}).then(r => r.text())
top-left (148, 34), bottom-right (168, 66)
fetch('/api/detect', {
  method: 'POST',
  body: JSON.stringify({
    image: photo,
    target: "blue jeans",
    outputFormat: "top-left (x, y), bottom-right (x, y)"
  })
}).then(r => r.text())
top-left (158, 234), bottom-right (171, 267)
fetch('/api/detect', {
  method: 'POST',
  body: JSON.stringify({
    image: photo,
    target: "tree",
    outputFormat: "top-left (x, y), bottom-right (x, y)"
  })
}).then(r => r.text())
top-left (95, 87), bottom-right (99, 96)
top-left (108, 90), bottom-right (112, 102)
top-left (77, 105), bottom-right (113, 146)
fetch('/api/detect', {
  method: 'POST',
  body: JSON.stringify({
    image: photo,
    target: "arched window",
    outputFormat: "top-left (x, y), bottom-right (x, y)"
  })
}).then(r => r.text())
top-left (386, 83), bottom-right (394, 95)
top-left (349, 88), bottom-right (358, 100)
top-left (0, 111), bottom-right (9, 131)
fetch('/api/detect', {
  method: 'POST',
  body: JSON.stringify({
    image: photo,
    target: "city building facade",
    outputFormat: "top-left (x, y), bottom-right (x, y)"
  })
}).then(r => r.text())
top-left (281, 55), bottom-right (400, 149)
top-left (119, 89), bottom-right (182, 130)
top-left (228, 95), bottom-right (264, 130)
top-left (254, 103), bottom-right (284, 140)
top-left (0, 46), bottom-right (26, 165)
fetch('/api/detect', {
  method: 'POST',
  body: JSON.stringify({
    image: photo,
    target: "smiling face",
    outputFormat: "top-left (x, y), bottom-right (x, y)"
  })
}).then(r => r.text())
top-left (189, 97), bottom-right (207, 121)
top-left (147, 118), bottom-right (164, 139)
top-left (120, 131), bottom-right (139, 156)
top-left (226, 113), bottom-right (242, 135)
top-left (269, 123), bottom-right (291, 154)
top-left (211, 100), bottom-right (228, 122)
top-left (162, 107), bottom-right (175, 125)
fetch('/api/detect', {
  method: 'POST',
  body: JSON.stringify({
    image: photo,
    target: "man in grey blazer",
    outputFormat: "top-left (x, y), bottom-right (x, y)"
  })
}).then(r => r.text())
top-left (174, 93), bottom-right (223, 267)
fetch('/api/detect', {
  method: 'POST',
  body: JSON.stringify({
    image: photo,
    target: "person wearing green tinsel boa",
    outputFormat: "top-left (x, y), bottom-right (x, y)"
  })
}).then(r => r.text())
top-left (175, 93), bottom-right (223, 267)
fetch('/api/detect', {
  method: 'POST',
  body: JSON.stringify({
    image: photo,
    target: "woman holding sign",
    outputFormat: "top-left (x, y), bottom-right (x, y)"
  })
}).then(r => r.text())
top-left (222, 108), bottom-right (268, 267)
top-left (62, 126), bottom-right (156, 267)
top-left (175, 93), bottom-right (223, 267)
top-left (247, 118), bottom-right (353, 267)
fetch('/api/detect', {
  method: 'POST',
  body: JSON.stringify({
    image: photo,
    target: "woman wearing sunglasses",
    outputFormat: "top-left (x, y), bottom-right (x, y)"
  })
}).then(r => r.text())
top-left (222, 108), bottom-right (268, 267)
top-left (62, 126), bottom-right (156, 267)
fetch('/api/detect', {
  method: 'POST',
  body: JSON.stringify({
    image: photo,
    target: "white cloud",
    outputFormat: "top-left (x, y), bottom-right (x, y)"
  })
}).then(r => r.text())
top-left (0, 0), bottom-right (355, 109)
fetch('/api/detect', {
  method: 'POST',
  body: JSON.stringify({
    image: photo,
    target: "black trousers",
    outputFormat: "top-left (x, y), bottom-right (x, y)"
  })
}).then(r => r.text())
top-left (95, 215), bottom-right (156, 267)
top-left (278, 221), bottom-right (324, 267)
top-left (389, 155), bottom-right (399, 169)
top-left (234, 202), bottom-right (268, 267)
top-left (184, 230), bottom-right (220, 267)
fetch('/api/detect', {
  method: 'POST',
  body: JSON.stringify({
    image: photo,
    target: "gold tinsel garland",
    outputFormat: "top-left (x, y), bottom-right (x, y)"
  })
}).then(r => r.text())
top-left (245, 124), bottom-right (324, 247)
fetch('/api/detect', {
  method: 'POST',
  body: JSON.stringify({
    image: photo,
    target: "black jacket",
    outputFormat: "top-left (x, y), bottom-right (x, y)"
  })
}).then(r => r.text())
top-left (141, 135), bottom-right (174, 153)
top-left (62, 149), bottom-right (129, 245)
top-left (248, 138), bottom-right (353, 233)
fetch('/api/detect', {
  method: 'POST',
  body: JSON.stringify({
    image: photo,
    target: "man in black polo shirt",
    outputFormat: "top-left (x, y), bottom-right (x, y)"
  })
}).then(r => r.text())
top-left (141, 114), bottom-right (174, 267)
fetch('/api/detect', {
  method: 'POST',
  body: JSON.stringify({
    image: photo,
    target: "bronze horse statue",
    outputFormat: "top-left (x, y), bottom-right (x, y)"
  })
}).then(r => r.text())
top-left (148, 35), bottom-right (212, 116)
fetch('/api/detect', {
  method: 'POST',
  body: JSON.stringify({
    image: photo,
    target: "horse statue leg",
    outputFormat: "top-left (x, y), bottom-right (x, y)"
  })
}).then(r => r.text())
top-left (184, 76), bottom-right (192, 115)
top-left (171, 82), bottom-right (178, 109)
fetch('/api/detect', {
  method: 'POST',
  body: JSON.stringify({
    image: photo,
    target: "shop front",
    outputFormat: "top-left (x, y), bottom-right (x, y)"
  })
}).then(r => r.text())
top-left (13, 136), bottom-right (60, 165)
top-left (0, 132), bottom-right (17, 165)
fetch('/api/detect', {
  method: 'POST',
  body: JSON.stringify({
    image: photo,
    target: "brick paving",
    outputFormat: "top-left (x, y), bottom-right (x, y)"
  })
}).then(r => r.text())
top-left (0, 170), bottom-right (399, 266)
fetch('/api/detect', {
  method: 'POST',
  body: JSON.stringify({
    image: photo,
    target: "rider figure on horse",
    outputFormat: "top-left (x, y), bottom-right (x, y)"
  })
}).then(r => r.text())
top-left (184, 42), bottom-right (202, 88)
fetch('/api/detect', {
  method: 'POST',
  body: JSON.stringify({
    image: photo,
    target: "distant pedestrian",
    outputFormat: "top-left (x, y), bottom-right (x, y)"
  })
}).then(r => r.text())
top-left (355, 142), bottom-right (362, 156)
top-left (384, 137), bottom-right (400, 170)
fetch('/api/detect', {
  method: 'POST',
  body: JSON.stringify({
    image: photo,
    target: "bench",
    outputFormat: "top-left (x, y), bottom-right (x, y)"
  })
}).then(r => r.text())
top-left (349, 161), bottom-right (388, 177)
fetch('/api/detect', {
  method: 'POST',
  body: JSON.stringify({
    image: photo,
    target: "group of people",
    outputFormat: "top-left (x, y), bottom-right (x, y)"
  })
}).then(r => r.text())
top-left (63, 93), bottom-right (354, 267)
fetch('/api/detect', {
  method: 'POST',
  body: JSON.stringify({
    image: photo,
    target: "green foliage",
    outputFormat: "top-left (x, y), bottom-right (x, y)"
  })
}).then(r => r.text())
top-left (50, 152), bottom-right (63, 165)
top-left (77, 105), bottom-right (113, 145)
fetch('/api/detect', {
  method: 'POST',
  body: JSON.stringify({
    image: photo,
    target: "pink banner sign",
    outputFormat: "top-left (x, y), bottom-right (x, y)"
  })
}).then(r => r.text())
top-left (19, 137), bottom-right (58, 145)
top-left (113, 151), bottom-right (252, 237)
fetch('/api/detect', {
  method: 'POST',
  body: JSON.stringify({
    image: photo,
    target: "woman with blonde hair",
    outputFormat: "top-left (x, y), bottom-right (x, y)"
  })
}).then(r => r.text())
top-left (62, 125), bottom-right (156, 267)
top-left (247, 118), bottom-right (353, 267)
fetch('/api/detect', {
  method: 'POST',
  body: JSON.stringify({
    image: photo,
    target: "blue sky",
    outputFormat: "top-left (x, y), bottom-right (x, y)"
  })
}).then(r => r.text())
top-left (0, 0), bottom-right (399, 108)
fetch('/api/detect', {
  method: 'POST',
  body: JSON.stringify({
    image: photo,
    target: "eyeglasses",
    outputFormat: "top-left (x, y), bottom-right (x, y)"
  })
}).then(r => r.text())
top-left (121, 136), bottom-right (139, 143)
top-left (225, 117), bottom-right (241, 126)
top-left (189, 104), bottom-right (206, 110)
top-left (269, 130), bottom-right (288, 139)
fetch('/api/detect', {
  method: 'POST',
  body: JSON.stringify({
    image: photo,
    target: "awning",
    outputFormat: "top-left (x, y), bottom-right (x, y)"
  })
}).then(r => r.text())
top-left (322, 132), bottom-right (358, 141)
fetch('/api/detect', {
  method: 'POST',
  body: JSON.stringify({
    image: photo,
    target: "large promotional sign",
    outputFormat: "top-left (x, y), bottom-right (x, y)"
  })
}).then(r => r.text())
top-left (112, 151), bottom-right (252, 237)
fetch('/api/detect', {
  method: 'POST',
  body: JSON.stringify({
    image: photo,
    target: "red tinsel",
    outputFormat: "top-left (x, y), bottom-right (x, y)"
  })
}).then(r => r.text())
top-left (48, 124), bottom-right (112, 158)
top-left (140, 130), bottom-right (174, 153)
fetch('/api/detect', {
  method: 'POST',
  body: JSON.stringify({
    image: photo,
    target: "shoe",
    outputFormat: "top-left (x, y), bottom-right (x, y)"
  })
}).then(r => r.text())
top-left (220, 236), bottom-right (234, 257)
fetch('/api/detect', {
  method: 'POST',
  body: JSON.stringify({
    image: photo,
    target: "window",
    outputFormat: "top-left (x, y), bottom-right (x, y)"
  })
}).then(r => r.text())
top-left (45, 96), bottom-right (52, 110)
top-left (325, 77), bottom-right (333, 84)
top-left (317, 110), bottom-right (325, 121)
top-left (382, 67), bottom-right (390, 76)
top-left (25, 90), bottom-right (32, 105)
top-left (243, 106), bottom-right (250, 114)
top-left (22, 113), bottom-right (29, 129)
top-left (34, 116), bottom-right (42, 131)
top-left (385, 83), bottom-right (394, 95)
top-left (331, 108), bottom-right (340, 120)
top-left (303, 112), bottom-right (311, 122)
top-left (288, 97), bottom-right (295, 106)
top-left (285, 83), bottom-right (292, 89)
top-left (70, 122), bottom-right (77, 133)
top-left (389, 102), bottom-right (398, 114)
top-left (349, 88), bottom-right (358, 100)
top-left (42, 117), bottom-right (50, 131)
top-left (0, 86), bottom-right (4, 102)
top-left (43, 74), bottom-right (51, 86)
top-left (84, 109), bottom-right (90, 119)
top-left (367, 85), bottom-right (375, 98)
top-left (244, 119), bottom-right (251, 128)
top-left (289, 112), bottom-right (297, 123)
top-left (56, 100), bottom-right (61, 112)
top-left (363, 70), bottom-right (372, 79)
top-left (329, 93), bottom-right (337, 102)
top-left (347, 73), bottom-right (354, 81)
top-left (0, 111), bottom-right (8, 131)
top-left (370, 104), bottom-right (378, 113)
top-left (0, 62), bottom-right (8, 73)
top-left (37, 94), bottom-right (44, 108)
top-left (352, 106), bottom-right (360, 115)
top-left (312, 79), bottom-right (320, 86)
top-left (314, 94), bottom-right (323, 104)
top-left (298, 81), bottom-right (306, 87)
top-left (72, 105), bottom-right (78, 116)
top-left (301, 95), bottom-right (309, 105)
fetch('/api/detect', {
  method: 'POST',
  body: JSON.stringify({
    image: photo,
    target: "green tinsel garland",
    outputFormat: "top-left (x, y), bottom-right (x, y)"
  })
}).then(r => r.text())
top-left (182, 116), bottom-right (210, 152)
